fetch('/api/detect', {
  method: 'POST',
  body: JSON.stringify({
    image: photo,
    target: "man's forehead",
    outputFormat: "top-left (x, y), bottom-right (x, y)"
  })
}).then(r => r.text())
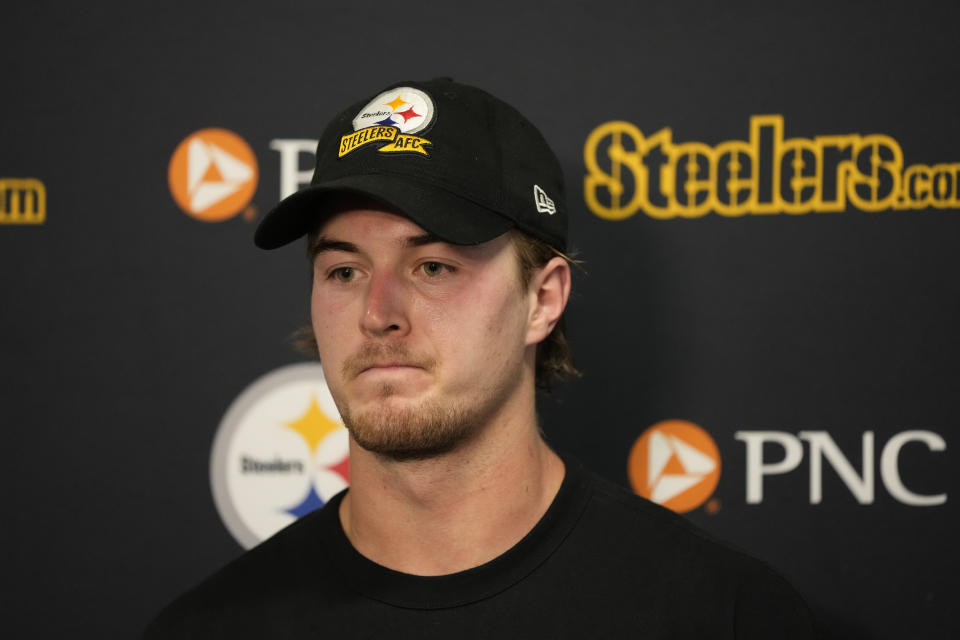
top-left (310, 208), bottom-right (512, 262)
top-left (310, 208), bottom-right (479, 258)
top-left (312, 208), bottom-right (446, 247)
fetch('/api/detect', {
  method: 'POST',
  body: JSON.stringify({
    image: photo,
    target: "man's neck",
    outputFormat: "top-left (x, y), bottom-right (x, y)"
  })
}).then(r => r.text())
top-left (338, 400), bottom-right (565, 576)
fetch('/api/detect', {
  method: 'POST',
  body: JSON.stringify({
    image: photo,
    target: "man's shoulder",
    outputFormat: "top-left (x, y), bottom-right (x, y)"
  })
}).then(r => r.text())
top-left (144, 503), bottom-right (338, 638)
top-left (579, 469), bottom-right (796, 581)
top-left (566, 467), bottom-right (817, 635)
top-left (580, 470), bottom-right (746, 558)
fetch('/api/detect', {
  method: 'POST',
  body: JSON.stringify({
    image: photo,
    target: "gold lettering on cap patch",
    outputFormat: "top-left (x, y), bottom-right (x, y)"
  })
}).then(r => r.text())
top-left (339, 126), bottom-right (397, 157)
top-left (338, 126), bottom-right (432, 158)
top-left (379, 134), bottom-right (431, 155)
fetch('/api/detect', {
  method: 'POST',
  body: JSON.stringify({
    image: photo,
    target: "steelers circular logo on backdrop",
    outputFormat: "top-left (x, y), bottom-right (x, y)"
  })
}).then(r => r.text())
top-left (210, 363), bottom-right (349, 549)
top-left (627, 420), bottom-right (721, 513)
top-left (352, 87), bottom-right (435, 135)
top-left (168, 128), bottom-right (259, 222)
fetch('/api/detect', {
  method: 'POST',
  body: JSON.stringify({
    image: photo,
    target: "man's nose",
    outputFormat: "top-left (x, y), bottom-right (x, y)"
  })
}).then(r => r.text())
top-left (361, 270), bottom-right (409, 336)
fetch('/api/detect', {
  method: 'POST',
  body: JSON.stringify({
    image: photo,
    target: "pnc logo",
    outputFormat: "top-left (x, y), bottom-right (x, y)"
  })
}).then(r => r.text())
top-left (168, 128), bottom-right (258, 222)
top-left (210, 363), bottom-right (349, 549)
top-left (628, 420), bottom-right (721, 513)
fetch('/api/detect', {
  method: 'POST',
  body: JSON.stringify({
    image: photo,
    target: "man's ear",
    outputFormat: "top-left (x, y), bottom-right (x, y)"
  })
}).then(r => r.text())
top-left (526, 256), bottom-right (571, 346)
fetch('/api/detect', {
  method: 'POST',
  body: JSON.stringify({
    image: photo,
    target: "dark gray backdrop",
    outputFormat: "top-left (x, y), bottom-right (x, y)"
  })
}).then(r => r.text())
top-left (3, 1), bottom-right (958, 637)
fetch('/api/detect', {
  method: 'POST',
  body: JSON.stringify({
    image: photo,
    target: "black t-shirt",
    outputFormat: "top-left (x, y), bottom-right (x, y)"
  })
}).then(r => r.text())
top-left (146, 458), bottom-right (817, 638)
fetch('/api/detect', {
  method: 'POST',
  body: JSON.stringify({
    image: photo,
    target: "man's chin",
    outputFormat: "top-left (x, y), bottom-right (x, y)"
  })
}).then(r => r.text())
top-left (349, 377), bottom-right (432, 405)
top-left (355, 436), bottom-right (463, 462)
top-left (349, 391), bottom-right (428, 415)
top-left (340, 398), bottom-right (478, 462)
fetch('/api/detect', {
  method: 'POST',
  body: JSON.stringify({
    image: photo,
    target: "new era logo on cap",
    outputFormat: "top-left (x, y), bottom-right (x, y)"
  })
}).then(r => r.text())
top-left (534, 184), bottom-right (556, 215)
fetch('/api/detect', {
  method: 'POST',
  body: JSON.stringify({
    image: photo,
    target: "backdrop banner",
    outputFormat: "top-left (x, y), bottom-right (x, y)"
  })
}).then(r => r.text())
top-left (3, 2), bottom-right (957, 638)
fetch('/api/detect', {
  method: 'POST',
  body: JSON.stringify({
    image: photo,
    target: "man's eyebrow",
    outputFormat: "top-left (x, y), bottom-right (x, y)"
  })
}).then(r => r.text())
top-left (403, 233), bottom-right (446, 248)
top-left (308, 233), bottom-right (447, 260)
top-left (309, 237), bottom-right (359, 259)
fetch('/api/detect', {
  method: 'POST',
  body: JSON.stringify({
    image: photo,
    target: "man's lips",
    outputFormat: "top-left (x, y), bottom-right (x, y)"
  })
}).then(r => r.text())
top-left (341, 344), bottom-right (437, 380)
top-left (360, 363), bottom-right (422, 374)
top-left (353, 362), bottom-right (432, 381)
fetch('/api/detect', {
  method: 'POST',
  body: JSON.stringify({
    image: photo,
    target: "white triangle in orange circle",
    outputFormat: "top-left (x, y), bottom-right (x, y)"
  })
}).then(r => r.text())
top-left (647, 430), bottom-right (717, 504)
top-left (185, 138), bottom-right (254, 213)
top-left (670, 435), bottom-right (716, 474)
top-left (651, 474), bottom-right (703, 504)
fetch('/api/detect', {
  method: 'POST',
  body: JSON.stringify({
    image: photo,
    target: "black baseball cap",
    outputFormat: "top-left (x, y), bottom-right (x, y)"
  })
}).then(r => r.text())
top-left (254, 78), bottom-right (568, 251)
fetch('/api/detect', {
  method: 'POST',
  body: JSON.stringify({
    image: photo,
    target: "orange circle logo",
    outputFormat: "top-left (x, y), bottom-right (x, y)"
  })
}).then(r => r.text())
top-left (628, 420), bottom-right (721, 513)
top-left (168, 128), bottom-right (258, 222)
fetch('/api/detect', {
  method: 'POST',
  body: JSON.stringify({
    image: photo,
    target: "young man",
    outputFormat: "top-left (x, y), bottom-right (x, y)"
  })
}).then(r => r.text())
top-left (147, 78), bottom-right (817, 638)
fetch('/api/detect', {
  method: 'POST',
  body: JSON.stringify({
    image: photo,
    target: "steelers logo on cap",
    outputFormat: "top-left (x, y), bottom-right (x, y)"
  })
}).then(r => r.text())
top-left (339, 87), bottom-right (435, 158)
top-left (352, 87), bottom-right (435, 134)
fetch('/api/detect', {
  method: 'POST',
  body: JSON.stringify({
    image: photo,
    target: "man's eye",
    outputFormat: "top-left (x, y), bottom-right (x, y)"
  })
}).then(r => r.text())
top-left (420, 261), bottom-right (450, 277)
top-left (329, 267), bottom-right (355, 282)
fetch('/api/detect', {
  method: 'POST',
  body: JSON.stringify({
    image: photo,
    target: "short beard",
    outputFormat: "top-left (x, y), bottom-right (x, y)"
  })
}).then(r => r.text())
top-left (334, 342), bottom-right (522, 461)
top-left (339, 392), bottom-right (479, 461)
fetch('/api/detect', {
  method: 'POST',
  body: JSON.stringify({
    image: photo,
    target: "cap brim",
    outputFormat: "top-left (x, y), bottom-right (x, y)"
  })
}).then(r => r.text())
top-left (254, 175), bottom-right (515, 249)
